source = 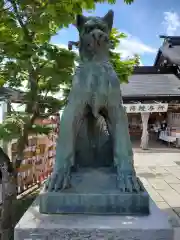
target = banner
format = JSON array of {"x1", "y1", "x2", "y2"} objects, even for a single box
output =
[{"x1": 123, "y1": 103, "x2": 168, "y2": 113}]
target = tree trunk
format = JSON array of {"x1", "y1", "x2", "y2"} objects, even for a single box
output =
[
  {"x1": 0, "y1": 148, "x2": 16, "y2": 240},
  {"x1": 0, "y1": 163, "x2": 16, "y2": 240}
]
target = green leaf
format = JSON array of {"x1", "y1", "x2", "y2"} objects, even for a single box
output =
[{"x1": 124, "y1": 0, "x2": 134, "y2": 4}]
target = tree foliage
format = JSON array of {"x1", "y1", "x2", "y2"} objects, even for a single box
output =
[{"x1": 109, "y1": 28, "x2": 139, "y2": 83}]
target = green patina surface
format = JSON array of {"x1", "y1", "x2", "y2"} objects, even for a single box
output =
[{"x1": 47, "y1": 10, "x2": 141, "y2": 194}]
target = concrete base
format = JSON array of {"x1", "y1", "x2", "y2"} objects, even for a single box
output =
[{"x1": 14, "y1": 197, "x2": 173, "y2": 240}]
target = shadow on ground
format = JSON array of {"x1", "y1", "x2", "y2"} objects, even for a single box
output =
[{"x1": 14, "y1": 189, "x2": 40, "y2": 227}]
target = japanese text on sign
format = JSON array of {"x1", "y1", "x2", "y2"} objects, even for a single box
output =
[{"x1": 123, "y1": 103, "x2": 168, "y2": 113}]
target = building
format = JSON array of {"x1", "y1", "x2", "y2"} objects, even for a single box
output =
[{"x1": 122, "y1": 36, "x2": 180, "y2": 149}]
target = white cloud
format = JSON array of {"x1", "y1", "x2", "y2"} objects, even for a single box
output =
[
  {"x1": 163, "y1": 11, "x2": 180, "y2": 35},
  {"x1": 55, "y1": 43, "x2": 68, "y2": 49},
  {"x1": 115, "y1": 33, "x2": 156, "y2": 64}
]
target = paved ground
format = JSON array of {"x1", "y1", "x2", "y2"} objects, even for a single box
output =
[{"x1": 133, "y1": 150, "x2": 180, "y2": 239}]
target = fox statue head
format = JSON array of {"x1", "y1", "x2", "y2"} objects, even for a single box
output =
[{"x1": 75, "y1": 10, "x2": 114, "y2": 61}]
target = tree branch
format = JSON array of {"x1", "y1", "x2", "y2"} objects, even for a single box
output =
[
  {"x1": 0, "y1": 147, "x2": 14, "y2": 176},
  {"x1": 9, "y1": 0, "x2": 30, "y2": 39},
  {"x1": 36, "y1": 61, "x2": 49, "y2": 81},
  {"x1": 42, "y1": 90, "x2": 49, "y2": 101}
]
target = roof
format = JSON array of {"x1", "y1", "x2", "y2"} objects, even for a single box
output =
[
  {"x1": 154, "y1": 36, "x2": 180, "y2": 66},
  {"x1": 0, "y1": 87, "x2": 24, "y2": 102},
  {"x1": 121, "y1": 73, "x2": 180, "y2": 99},
  {"x1": 160, "y1": 44, "x2": 180, "y2": 66},
  {"x1": 133, "y1": 66, "x2": 177, "y2": 74}
]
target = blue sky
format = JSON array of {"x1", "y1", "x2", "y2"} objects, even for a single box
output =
[{"x1": 51, "y1": 0, "x2": 180, "y2": 66}]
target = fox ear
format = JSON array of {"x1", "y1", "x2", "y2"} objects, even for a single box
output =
[
  {"x1": 76, "y1": 14, "x2": 87, "y2": 30},
  {"x1": 102, "y1": 10, "x2": 114, "y2": 30}
]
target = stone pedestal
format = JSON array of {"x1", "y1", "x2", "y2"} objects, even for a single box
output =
[
  {"x1": 14, "y1": 197, "x2": 173, "y2": 240},
  {"x1": 39, "y1": 168, "x2": 149, "y2": 215}
]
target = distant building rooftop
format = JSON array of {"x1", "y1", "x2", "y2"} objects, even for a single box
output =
[
  {"x1": 0, "y1": 87, "x2": 24, "y2": 102},
  {"x1": 122, "y1": 66, "x2": 180, "y2": 101},
  {"x1": 154, "y1": 35, "x2": 180, "y2": 66}
]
